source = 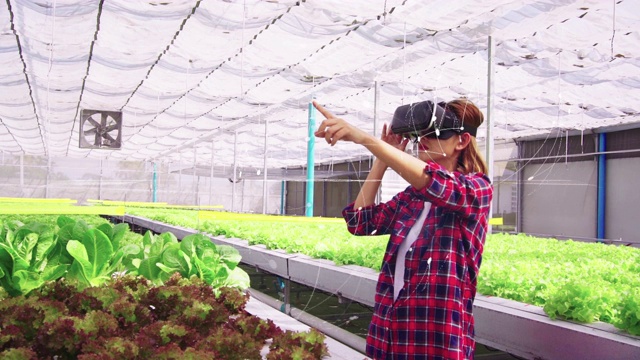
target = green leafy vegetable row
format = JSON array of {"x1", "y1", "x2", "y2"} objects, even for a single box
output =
[
  {"x1": 0, "y1": 215, "x2": 249, "y2": 299},
  {"x1": 123, "y1": 208, "x2": 640, "y2": 336},
  {"x1": 480, "y1": 233, "x2": 640, "y2": 335}
]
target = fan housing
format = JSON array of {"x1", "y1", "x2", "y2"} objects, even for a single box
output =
[{"x1": 79, "y1": 109, "x2": 122, "y2": 149}]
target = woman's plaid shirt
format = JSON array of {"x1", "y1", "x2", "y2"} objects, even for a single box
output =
[{"x1": 342, "y1": 162, "x2": 493, "y2": 360}]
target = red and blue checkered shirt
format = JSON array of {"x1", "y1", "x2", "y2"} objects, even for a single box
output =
[{"x1": 342, "y1": 161, "x2": 493, "y2": 360}]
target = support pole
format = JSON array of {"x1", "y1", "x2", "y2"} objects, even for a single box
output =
[
  {"x1": 277, "y1": 277, "x2": 291, "y2": 315},
  {"x1": 191, "y1": 143, "x2": 200, "y2": 206},
  {"x1": 152, "y1": 162, "x2": 157, "y2": 202},
  {"x1": 232, "y1": 130, "x2": 238, "y2": 212},
  {"x1": 373, "y1": 81, "x2": 379, "y2": 137},
  {"x1": 179, "y1": 152, "x2": 182, "y2": 188},
  {"x1": 263, "y1": 117, "x2": 268, "y2": 214},
  {"x1": 486, "y1": 35, "x2": 495, "y2": 232},
  {"x1": 597, "y1": 132, "x2": 606, "y2": 240},
  {"x1": 280, "y1": 180, "x2": 285, "y2": 215},
  {"x1": 98, "y1": 160, "x2": 103, "y2": 200},
  {"x1": 374, "y1": 81, "x2": 381, "y2": 204},
  {"x1": 45, "y1": 156, "x2": 51, "y2": 198},
  {"x1": 20, "y1": 153, "x2": 24, "y2": 196},
  {"x1": 193, "y1": 147, "x2": 198, "y2": 205},
  {"x1": 305, "y1": 99, "x2": 316, "y2": 217},
  {"x1": 210, "y1": 139, "x2": 215, "y2": 205}
]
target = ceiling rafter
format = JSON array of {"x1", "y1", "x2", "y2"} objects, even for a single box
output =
[
  {"x1": 128, "y1": 1, "x2": 415, "y2": 163},
  {"x1": 0, "y1": 0, "x2": 638, "y2": 170},
  {"x1": 118, "y1": 0, "x2": 204, "y2": 111},
  {"x1": 121, "y1": 1, "x2": 305, "y2": 144},
  {"x1": 5, "y1": 0, "x2": 45, "y2": 155},
  {"x1": 65, "y1": 0, "x2": 105, "y2": 157}
]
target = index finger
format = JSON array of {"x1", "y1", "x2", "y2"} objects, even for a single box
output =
[{"x1": 312, "y1": 100, "x2": 334, "y2": 120}]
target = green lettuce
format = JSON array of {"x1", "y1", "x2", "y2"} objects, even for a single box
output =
[{"x1": 0, "y1": 221, "x2": 68, "y2": 296}]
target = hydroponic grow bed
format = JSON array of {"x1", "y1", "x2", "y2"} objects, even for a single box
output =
[{"x1": 118, "y1": 212, "x2": 640, "y2": 360}]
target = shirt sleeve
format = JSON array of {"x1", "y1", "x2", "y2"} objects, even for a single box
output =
[
  {"x1": 341, "y1": 191, "x2": 406, "y2": 236},
  {"x1": 410, "y1": 161, "x2": 493, "y2": 220}
]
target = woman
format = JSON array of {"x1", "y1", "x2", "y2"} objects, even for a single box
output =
[{"x1": 313, "y1": 99, "x2": 493, "y2": 360}]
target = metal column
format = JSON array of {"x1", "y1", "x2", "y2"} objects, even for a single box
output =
[
  {"x1": 486, "y1": 35, "x2": 495, "y2": 231},
  {"x1": 263, "y1": 117, "x2": 268, "y2": 214},
  {"x1": 193, "y1": 147, "x2": 198, "y2": 205},
  {"x1": 597, "y1": 132, "x2": 606, "y2": 240},
  {"x1": 305, "y1": 100, "x2": 316, "y2": 217},
  {"x1": 210, "y1": 139, "x2": 215, "y2": 206},
  {"x1": 232, "y1": 130, "x2": 238, "y2": 212},
  {"x1": 19, "y1": 153, "x2": 24, "y2": 196},
  {"x1": 152, "y1": 162, "x2": 157, "y2": 202}
]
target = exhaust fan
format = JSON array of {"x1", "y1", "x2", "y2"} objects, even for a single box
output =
[{"x1": 79, "y1": 109, "x2": 122, "y2": 149}]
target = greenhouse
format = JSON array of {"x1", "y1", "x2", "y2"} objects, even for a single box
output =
[{"x1": 0, "y1": 0, "x2": 639, "y2": 359}]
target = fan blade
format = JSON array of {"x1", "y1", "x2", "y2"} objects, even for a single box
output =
[
  {"x1": 101, "y1": 113, "x2": 108, "y2": 127},
  {"x1": 83, "y1": 127, "x2": 97, "y2": 135},
  {"x1": 87, "y1": 115, "x2": 101, "y2": 128},
  {"x1": 103, "y1": 123, "x2": 120, "y2": 132},
  {"x1": 103, "y1": 132, "x2": 117, "y2": 143}
]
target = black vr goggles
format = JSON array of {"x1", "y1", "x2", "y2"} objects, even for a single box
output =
[{"x1": 390, "y1": 100, "x2": 477, "y2": 140}]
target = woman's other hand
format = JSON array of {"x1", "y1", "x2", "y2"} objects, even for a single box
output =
[
  {"x1": 313, "y1": 101, "x2": 369, "y2": 146},
  {"x1": 381, "y1": 123, "x2": 409, "y2": 152}
]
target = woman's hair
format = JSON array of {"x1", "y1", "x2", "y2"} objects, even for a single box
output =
[{"x1": 447, "y1": 99, "x2": 489, "y2": 175}]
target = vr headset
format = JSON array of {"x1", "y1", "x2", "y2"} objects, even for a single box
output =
[{"x1": 390, "y1": 100, "x2": 476, "y2": 140}]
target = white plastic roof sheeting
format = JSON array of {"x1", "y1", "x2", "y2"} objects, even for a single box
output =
[{"x1": 0, "y1": 0, "x2": 639, "y2": 170}]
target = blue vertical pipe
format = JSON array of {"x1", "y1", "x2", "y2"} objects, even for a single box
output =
[
  {"x1": 152, "y1": 162, "x2": 158, "y2": 202},
  {"x1": 597, "y1": 133, "x2": 606, "y2": 240},
  {"x1": 305, "y1": 100, "x2": 316, "y2": 217}
]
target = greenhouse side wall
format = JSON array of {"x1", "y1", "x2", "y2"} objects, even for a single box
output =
[
  {"x1": 518, "y1": 134, "x2": 595, "y2": 239},
  {"x1": 605, "y1": 157, "x2": 640, "y2": 243},
  {"x1": 604, "y1": 128, "x2": 640, "y2": 243},
  {"x1": 285, "y1": 161, "x2": 364, "y2": 217},
  {"x1": 285, "y1": 180, "x2": 305, "y2": 216},
  {"x1": 0, "y1": 154, "x2": 48, "y2": 198},
  {"x1": 517, "y1": 128, "x2": 640, "y2": 244},
  {"x1": 521, "y1": 160, "x2": 598, "y2": 238},
  {"x1": 0, "y1": 154, "x2": 283, "y2": 213}
]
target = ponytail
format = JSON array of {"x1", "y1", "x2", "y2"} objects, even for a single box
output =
[{"x1": 447, "y1": 99, "x2": 489, "y2": 175}]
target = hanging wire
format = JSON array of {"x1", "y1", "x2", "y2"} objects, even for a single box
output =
[
  {"x1": 383, "y1": 0, "x2": 388, "y2": 24},
  {"x1": 240, "y1": 0, "x2": 246, "y2": 96},
  {"x1": 610, "y1": 0, "x2": 616, "y2": 60},
  {"x1": 156, "y1": 90, "x2": 160, "y2": 160},
  {"x1": 45, "y1": 0, "x2": 58, "y2": 157},
  {"x1": 522, "y1": 35, "x2": 567, "y2": 196},
  {"x1": 565, "y1": 129, "x2": 569, "y2": 165},
  {"x1": 185, "y1": 60, "x2": 189, "y2": 124},
  {"x1": 402, "y1": 22, "x2": 406, "y2": 104}
]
